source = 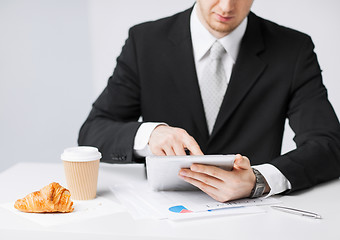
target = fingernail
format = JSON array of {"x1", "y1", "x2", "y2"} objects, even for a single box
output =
[{"x1": 179, "y1": 170, "x2": 187, "y2": 176}]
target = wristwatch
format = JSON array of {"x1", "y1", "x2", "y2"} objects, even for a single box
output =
[{"x1": 249, "y1": 168, "x2": 266, "y2": 198}]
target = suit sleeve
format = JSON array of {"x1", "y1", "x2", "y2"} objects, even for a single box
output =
[
  {"x1": 270, "y1": 36, "x2": 340, "y2": 192},
  {"x1": 78, "y1": 27, "x2": 143, "y2": 163}
]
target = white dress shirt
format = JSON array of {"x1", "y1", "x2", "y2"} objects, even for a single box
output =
[{"x1": 133, "y1": 5, "x2": 291, "y2": 197}]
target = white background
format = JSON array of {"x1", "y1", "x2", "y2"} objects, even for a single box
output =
[{"x1": 1, "y1": 0, "x2": 339, "y2": 172}]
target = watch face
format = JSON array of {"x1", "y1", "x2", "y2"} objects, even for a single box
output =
[{"x1": 254, "y1": 186, "x2": 265, "y2": 197}]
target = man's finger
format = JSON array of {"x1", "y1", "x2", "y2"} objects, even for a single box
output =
[
  {"x1": 172, "y1": 143, "x2": 187, "y2": 156},
  {"x1": 179, "y1": 172, "x2": 220, "y2": 194},
  {"x1": 162, "y1": 145, "x2": 176, "y2": 156},
  {"x1": 151, "y1": 147, "x2": 166, "y2": 156},
  {"x1": 179, "y1": 168, "x2": 223, "y2": 189},
  {"x1": 190, "y1": 164, "x2": 227, "y2": 181},
  {"x1": 183, "y1": 137, "x2": 203, "y2": 155},
  {"x1": 179, "y1": 174, "x2": 230, "y2": 202}
]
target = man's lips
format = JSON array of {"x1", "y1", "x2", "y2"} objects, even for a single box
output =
[{"x1": 214, "y1": 13, "x2": 234, "y2": 22}]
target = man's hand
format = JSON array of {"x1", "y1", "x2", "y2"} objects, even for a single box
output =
[
  {"x1": 179, "y1": 154, "x2": 261, "y2": 202},
  {"x1": 148, "y1": 125, "x2": 203, "y2": 156}
]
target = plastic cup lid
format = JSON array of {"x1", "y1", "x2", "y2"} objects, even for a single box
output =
[{"x1": 61, "y1": 146, "x2": 102, "y2": 162}]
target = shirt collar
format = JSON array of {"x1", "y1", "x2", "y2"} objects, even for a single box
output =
[{"x1": 190, "y1": 4, "x2": 248, "y2": 63}]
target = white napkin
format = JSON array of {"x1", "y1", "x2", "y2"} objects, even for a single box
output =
[{"x1": 1, "y1": 197, "x2": 124, "y2": 226}]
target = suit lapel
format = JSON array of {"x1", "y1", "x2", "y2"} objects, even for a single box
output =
[
  {"x1": 210, "y1": 13, "x2": 267, "y2": 141},
  {"x1": 164, "y1": 8, "x2": 209, "y2": 141}
]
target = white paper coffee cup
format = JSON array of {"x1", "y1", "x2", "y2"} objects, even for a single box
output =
[{"x1": 61, "y1": 146, "x2": 102, "y2": 200}]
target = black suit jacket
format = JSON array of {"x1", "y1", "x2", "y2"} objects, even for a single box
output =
[{"x1": 78, "y1": 8, "x2": 340, "y2": 193}]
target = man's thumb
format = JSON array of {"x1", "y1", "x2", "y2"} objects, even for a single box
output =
[{"x1": 233, "y1": 154, "x2": 251, "y2": 170}]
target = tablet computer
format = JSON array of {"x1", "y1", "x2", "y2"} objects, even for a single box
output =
[{"x1": 146, "y1": 155, "x2": 235, "y2": 191}]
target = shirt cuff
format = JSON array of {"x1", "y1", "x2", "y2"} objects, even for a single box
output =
[
  {"x1": 133, "y1": 122, "x2": 167, "y2": 157},
  {"x1": 252, "y1": 163, "x2": 292, "y2": 198}
]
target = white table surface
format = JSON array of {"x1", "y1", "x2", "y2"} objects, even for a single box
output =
[{"x1": 0, "y1": 162, "x2": 339, "y2": 240}]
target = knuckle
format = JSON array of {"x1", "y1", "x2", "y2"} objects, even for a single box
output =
[
  {"x1": 186, "y1": 138, "x2": 200, "y2": 151},
  {"x1": 179, "y1": 128, "x2": 188, "y2": 134},
  {"x1": 198, "y1": 183, "x2": 207, "y2": 192},
  {"x1": 200, "y1": 165, "x2": 211, "y2": 175},
  {"x1": 201, "y1": 177, "x2": 210, "y2": 185},
  {"x1": 177, "y1": 128, "x2": 188, "y2": 137},
  {"x1": 243, "y1": 156, "x2": 250, "y2": 163},
  {"x1": 157, "y1": 138, "x2": 167, "y2": 146},
  {"x1": 210, "y1": 168, "x2": 218, "y2": 177},
  {"x1": 186, "y1": 135, "x2": 196, "y2": 143},
  {"x1": 192, "y1": 164, "x2": 202, "y2": 172},
  {"x1": 166, "y1": 134, "x2": 176, "y2": 143},
  {"x1": 184, "y1": 170, "x2": 193, "y2": 178}
]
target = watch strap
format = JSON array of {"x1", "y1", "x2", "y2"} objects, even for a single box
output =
[{"x1": 249, "y1": 168, "x2": 266, "y2": 198}]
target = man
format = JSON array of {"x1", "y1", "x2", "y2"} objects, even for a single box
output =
[{"x1": 78, "y1": 0, "x2": 340, "y2": 202}]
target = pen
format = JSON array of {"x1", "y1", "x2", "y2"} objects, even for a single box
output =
[{"x1": 271, "y1": 206, "x2": 322, "y2": 219}]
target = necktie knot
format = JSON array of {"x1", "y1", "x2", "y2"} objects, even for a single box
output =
[{"x1": 209, "y1": 41, "x2": 226, "y2": 60}]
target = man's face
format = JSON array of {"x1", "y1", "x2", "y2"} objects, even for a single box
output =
[{"x1": 196, "y1": 0, "x2": 254, "y2": 38}]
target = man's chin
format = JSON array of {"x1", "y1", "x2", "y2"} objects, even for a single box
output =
[{"x1": 210, "y1": 25, "x2": 233, "y2": 36}]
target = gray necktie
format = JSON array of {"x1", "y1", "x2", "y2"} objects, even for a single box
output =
[{"x1": 200, "y1": 41, "x2": 227, "y2": 134}]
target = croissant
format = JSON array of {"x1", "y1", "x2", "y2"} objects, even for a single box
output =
[{"x1": 14, "y1": 182, "x2": 74, "y2": 213}]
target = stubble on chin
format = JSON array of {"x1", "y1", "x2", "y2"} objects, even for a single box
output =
[{"x1": 208, "y1": 20, "x2": 234, "y2": 36}]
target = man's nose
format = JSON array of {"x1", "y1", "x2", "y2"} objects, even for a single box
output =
[{"x1": 218, "y1": 0, "x2": 235, "y2": 13}]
